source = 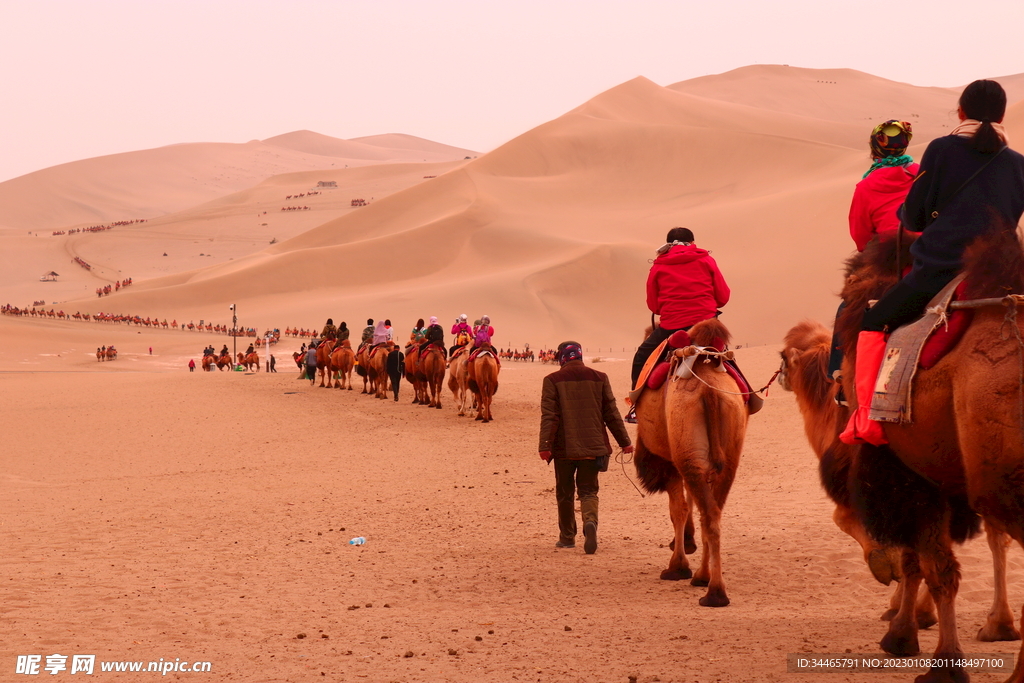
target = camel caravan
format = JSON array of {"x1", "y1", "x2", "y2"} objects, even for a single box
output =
[
  {"x1": 293, "y1": 317, "x2": 502, "y2": 422},
  {"x1": 95, "y1": 345, "x2": 117, "y2": 361}
]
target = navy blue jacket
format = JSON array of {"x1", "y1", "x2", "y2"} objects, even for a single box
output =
[{"x1": 903, "y1": 135, "x2": 1024, "y2": 292}]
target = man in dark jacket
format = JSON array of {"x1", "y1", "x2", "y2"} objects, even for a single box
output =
[
  {"x1": 539, "y1": 341, "x2": 633, "y2": 554},
  {"x1": 386, "y1": 344, "x2": 405, "y2": 402}
]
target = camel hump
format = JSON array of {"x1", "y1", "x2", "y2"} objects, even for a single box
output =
[{"x1": 689, "y1": 318, "x2": 731, "y2": 350}]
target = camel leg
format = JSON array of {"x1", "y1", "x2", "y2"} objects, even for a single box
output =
[
  {"x1": 880, "y1": 549, "x2": 923, "y2": 656},
  {"x1": 915, "y1": 537, "x2": 967, "y2": 683},
  {"x1": 978, "y1": 523, "x2": 1020, "y2": 642},
  {"x1": 833, "y1": 504, "x2": 900, "y2": 586},
  {"x1": 660, "y1": 477, "x2": 692, "y2": 581},
  {"x1": 686, "y1": 478, "x2": 728, "y2": 607},
  {"x1": 434, "y1": 379, "x2": 443, "y2": 409}
]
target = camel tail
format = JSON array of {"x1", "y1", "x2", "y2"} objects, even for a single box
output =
[
  {"x1": 702, "y1": 388, "x2": 726, "y2": 475},
  {"x1": 690, "y1": 318, "x2": 731, "y2": 350}
]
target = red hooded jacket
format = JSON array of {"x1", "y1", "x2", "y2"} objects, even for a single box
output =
[
  {"x1": 645, "y1": 244, "x2": 730, "y2": 330},
  {"x1": 848, "y1": 163, "x2": 919, "y2": 252}
]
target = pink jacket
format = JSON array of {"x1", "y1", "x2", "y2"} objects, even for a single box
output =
[
  {"x1": 645, "y1": 244, "x2": 730, "y2": 330},
  {"x1": 848, "y1": 163, "x2": 919, "y2": 252}
]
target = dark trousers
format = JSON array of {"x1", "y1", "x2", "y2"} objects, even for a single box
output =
[
  {"x1": 388, "y1": 370, "x2": 403, "y2": 399},
  {"x1": 631, "y1": 325, "x2": 682, "y2": 388},
  {"x1": 553, "y1": 458, "x2": 600, "y2": 542},
  {"x1": 827, "y1": 301, "x2": 846, "y2": 379},
  {"x1": 862, "y1": 279, "x2": 945, "y2": 333}
]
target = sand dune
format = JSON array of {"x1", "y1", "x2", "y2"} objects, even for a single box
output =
[
  {"x1": 3, "y1": 66, "x2": 1022, "y2": 353},
  {"x1": 0, "y1": 133, "x2": 476, "y2": 232}
]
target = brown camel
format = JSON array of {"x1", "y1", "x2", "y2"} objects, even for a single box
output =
[
  {"x1": 404, "y1": 346, "x2": 426, "y2": 403},
  {"x1": 216, "y1": 353, "x2": 232, "y2": 371},
  {"x1": 467, "y1": 346, "x2": 499, "y2": 422},
  {"x1": 366, "y1": 345, "x2": 389, "y2": 399},
  {"x1": 315, "y1": 340, "x2": 335, "y2": 387},
  {"x1": 96, "y1": 347, "x2": 103, "y2": 362},
  {"x1": 417, "y1": 344, "x2": 446, "y2": 409},
  {"x1": 828, "y1": 228, "x2": 1024, "y2": 682},
  {"x1": 105, "y1": 347, "x2": 117, "y2": 361},
  {"x1": 780, "y1": 319, "x2": 1017, "y2": 642},
  {"x1": 202, "y1": 355, "x2": 215, "y2": 372},
  {"x1": 447, "y1": 349, "x2": 472, "y2": 416},
  {"x1": 331, "y1": 340, "x2": 355, "y2": 390},
  {"x1": 237, "y1": 351, "x2": 260, "y2": 372},
  {"x1": 633, "y1": 318, "x2": 747, "y2": 607}
]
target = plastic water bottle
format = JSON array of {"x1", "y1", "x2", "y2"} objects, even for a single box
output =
[{"x1": 349, "y1": 537, "x2": 366, "y2": 546}]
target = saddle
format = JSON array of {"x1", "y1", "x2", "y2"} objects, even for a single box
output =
[
  {"x1": 627, "y1": 330, "x2": 758, "y2": 412},
  {"x1": 469, "y1": 347, "x2": 500, "y2": 366},
  {"x1": 870, "y1": 275, "x2": 971, "y2": 424}
]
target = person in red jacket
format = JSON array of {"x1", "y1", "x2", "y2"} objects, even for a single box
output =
[
  {"x1": 848, "y1": 120, "x2": 919, "y2": 252},
  {"x1": 631, "y1": 227, "x2": 730, "y2": 388},
  {"x1": 828, "y1": 120, "x2": 918, "y2": 398}
]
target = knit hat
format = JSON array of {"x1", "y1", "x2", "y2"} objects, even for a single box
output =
[{"x1": 557, "y1": 341, "x2": 583, "y2": 366}]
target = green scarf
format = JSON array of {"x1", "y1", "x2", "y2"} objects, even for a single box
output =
[{"x1": 863, "y1": 154, "x2": 914, "y2": 179}]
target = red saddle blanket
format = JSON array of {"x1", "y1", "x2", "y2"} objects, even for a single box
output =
[
  {"x1": 918, "y1": 280, "x2": 973, "y2": 369},
  {"x1": 644, "y1": 329, "x2": 751, "y2": 404}
]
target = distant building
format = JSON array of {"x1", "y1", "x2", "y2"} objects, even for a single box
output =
[{"x1": 316, "y1": 181, "x2": 337, "y2": 188}]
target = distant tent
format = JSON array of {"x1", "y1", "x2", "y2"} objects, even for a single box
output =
[{"x1": 40, "y1": 271, "x2": 59, "y2": 281}]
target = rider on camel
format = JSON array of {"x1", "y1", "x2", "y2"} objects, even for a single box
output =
[
  {"x1": 372, "y1": 320, "x2": 390, "y2": 347},
  {"x1": 421, "y1": 316, "x2": 446, "y2": 357},
  {"x1": 469, "y1": 315, "x2": 495, "y2": 361},
  {"x1": 450, "y1": 314, "x2": 473, "y2": 357},
  {"x1": 829, "y1": 119, "x2": 919, "y2": 401},
  {"x1": 221, "y1": 345, "x2": 229, "y2": 357},
  {"x1": 361, "y1": 318, "x2": 375, "y2": 346},
  {"x1": 631, "y1": 227, "x2": 730, "y2": 389},
  {"x1": 841, "y1": 80, "x2": 1024, "y2": 446},
  {"x1": 246, "y1": 343, "x2": 255, "y2": 355},
  {"x1": 337, "y1": 322, "x2": 350, "y2": 343},
  {"x1": 321, "y1": 318, "x2": 337, "y2": 340},
  {"x1": 409, "y1": 319, "x2": 427, "y2": 348}
]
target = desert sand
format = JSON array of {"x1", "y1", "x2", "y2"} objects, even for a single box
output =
[{"x1": 3, "y1": 65, "x2": 1024, "y2": 682}]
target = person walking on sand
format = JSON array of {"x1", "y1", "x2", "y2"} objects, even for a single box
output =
[
  {"x1": 539, "y1": 341, "x2": 633, "y2": 554},
  {"x1": 269, "y1": 354, "x2": 277, "y2": 373},
  {"x1": 386, "y1": 343, "x2": 405, "y2": 402},
  {"x1": 305, "y1": 342, "x2": 318, "y2": 385},
  {"x1": 188, "y1": 358, "x2": 195, "y2": 372}
]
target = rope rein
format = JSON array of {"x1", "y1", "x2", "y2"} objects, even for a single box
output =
[
  {"x1": 614, "y1": 447, "x2": 646, "y2": 498},
  {"x1": 670, "y1": 348, "x2": 782, "y2": 398}
]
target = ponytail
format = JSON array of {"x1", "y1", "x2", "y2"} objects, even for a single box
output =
[
  {"x1": 972, "y1": 121, "x2": 1003, "y2": 154},
  {"x1": 959, "y1": 80, "x2": 1007, "y2": 154}
]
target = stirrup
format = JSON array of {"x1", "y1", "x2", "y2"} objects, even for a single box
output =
[{"x1": 624, "y1": 406, "x2": 638, "y2": 424}]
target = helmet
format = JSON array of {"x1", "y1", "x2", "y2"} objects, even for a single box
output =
[{"x1": 459, "y1": 314, "x2": 468, "y2": 321}]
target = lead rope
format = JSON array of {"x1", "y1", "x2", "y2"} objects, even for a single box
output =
[
  {"x1": 679, "y1": 354, "x2": 782, "y2": 397},
  {"x1": 614, "y1": 447, "x2": 646, "y2": 498},
  {"x1": 999, "y1": 297, "x2": 1024, "y2": 430}
]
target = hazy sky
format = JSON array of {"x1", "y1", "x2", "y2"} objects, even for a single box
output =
[{"x1": 1, "y1": 0, "x2": 1021, "y2": 182}]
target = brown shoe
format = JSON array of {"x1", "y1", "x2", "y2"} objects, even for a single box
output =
[
  {"x1": 583, "y1": 522, "x2": 598, "y2": 554},
  {"x1": 555, "y1": 540, "x2": 575, "y2": 549}
]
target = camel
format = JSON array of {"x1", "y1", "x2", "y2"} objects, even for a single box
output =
[
  {"x1": 96, "y1": 347, "x2": 103, "y2": 362},
  {"x1": 467, "y1": 346, "x2": 499, "y2": 422},
  {"x1": 355, "y1": 344, "x2": 372, "y2": 393},
  {"x1": 417, "y1": 344, "x2": 446, "y2": 409},
  {"x1": 404, "y1": 346, "x2": 429, "y2": 404},
  {"x1": 780, "y1": 319, "x2": 1018, "y2": 641},
  {"x1": 447, "y1": 348, "x2": 472, "y2": 416},
  {"x1": 330, "y1": 340, "x2": 355, "y2": 390},
  {"x1": 236, "y1": 351, "x2": 260, "y2": 372},
  {"x1": 105, "y1": 346, "x2": 117, "y2": 361},
  {"x1": 824, "y1": 228, "x2": 1024, "y2": 682},
  {"x1": 201, "y1": 355, "x2": 215, "y2": 372},
  {"x1": 216, "y1": 353, "x2": 232, "y2": 371},
  {"x1": 315, "y1": 340, "x2": 336, "y2": 387},
  {"x1": 366, "y1": 345, "x2": 390, "y2": 399},
  {"x1": 633, "y1": 318, "x2": 747, "y2": 607}
]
